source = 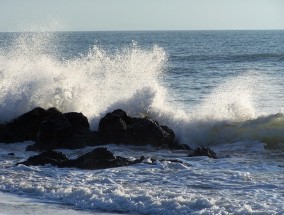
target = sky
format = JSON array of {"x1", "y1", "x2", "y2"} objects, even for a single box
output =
[{"x1": 0, "y1": 0, "x2": 284, "y2": 32}]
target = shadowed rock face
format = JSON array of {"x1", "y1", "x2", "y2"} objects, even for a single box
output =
[
  {"x1": 17, "y1": 146, "x2": 218, "y2": 170},
  {"x1": 17, "y1": 150, "x2": 69, "y2": 167},
  {"x1": 0, "y1": 107, "x2": 50, "y2": 143},
  {"x1": 17, "y1": 147, "x2": 144, "y2": 170},
  {"x1": 32, "y1": 111, "x2": 100, "y2": 151},
  {"x1": 98, "y1": 109, "x2": 177, "y2": 147},
  {"x1": 0, "y1": 107, "x2": 193, "y2": 151},
  {"x1": 188, "y1": 146, "x2": 218, "y2": 159}
]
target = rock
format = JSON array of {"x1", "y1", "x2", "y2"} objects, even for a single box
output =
[
  {"x1": 17, "y1": 150, "x2": 69, "y2": 166},
  {"x1": 63, "y1": 147, "x2": 120, "y2": 169},
  {"x1": 98, "y1": 110, "x2": 128, "y2": 143},
  {"x1": 168, "y1": 142, "x2": 192, "y2": 150},
  {"x1": 34, "y1": 117, "x2": 73, "y2": 150},
  {"x1": 0, "y1": 107, "x2": 50, "y2": 143},
  {"x1": 188, "y1": 146, "x2": 217, "y2": 159},
  {"x1": 64, "y1": 147, "x2": 144, "y2": 170},
  {"x1": 18, "y1": 147, "x2": 144, "y2": 170},
  {"x1": 0, "y1": 107, "x2": 69, "y2": 143},
  {"x1": 26, "y1": 109, "x2": 100, "y2": 151},
  {"x1": 98, "y1": 109, "x2": 176, "y2": 147},
  {"x1": 63, "y1": 112, "x2": 90, "y2": 131},
  {"x1": 1, "y1": 107, "x2": 185, "y2": 151},
  {"x1": 126, "y1": 117, "x2": 171, "y2": 146}
]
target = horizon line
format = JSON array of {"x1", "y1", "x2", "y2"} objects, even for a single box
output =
[{"x1": 0, "y1": 29, "x2": 284, "y2": 33}]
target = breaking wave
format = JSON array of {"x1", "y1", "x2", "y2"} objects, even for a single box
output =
[{"x1": 0, "y1": 32, "x2": 283, "y2": 149}]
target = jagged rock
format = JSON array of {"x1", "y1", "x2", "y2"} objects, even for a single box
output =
[
  {"x1": 1, "y1": 107, "x2": 185, "y2": 151},
  {"x1": 98, "y1": 110, "x2": 128, "y2": 143},
  {"x1": 168, "y1": 142, "x2": 192, "y2": 150},
  {"x1": 0, "y1": 107, "x2": 50, "y2": 143},
  {"x1": 98, "y1": 109, "x2": 176, "y2": 147},
  {"x1": 63, "y1": 112, "x2": 89, "y2": 131},
  {"x1": 34, "y1": 117, "x2": 73, "y2": 150},
  {"x1": 17, "y1": 150, "x2": 69, "y2": 166},
  {"x1": 18, "y1": 147, "x2": 144, "y2": 170},
  {"x1": 63, "y1": 147, "x2": 143, "y2": 169},
  {"x1": 188, "y1": 146, "x2": 217, "y2": 159},
  {"x1": 25, "y1": 108, "x2": 100, "y2": 151}
]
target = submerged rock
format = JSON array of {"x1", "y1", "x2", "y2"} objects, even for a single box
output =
[
  {"x1": 18, "y1": 147, "x2": 144, "y2": 170},
  {"x1": 17, "y1": 150, "x2": 69, "y2": 166},
  {"x1": 63, "y1": 147, "x2": 143, "y2": 170},
  {"x1": 188, "y1": 146, "x2": 217, "y2": 159}
]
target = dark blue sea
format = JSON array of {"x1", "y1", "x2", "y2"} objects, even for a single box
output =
[{"x1": 0, "y1": 31, "x2": 283, "y2": 214}]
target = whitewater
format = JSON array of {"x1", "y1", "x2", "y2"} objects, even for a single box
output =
[{"x1": 0, "y1": 31, "x2": 283, "y2": 214}]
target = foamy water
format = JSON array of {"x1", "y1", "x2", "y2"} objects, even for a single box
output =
[{"x1": 0, "y1": 31, "x2": 283, "y2": 214}]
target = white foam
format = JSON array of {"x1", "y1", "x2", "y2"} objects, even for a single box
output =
[
  {"x1": 0, "y1": 33, "x2": 166, "y2": 125},
  {"x1": 0, "y1": 143, "x2": 283, "y2": 214},
  {"x1": 1, "y1": 33, "x2": 283, "y2": 149}
]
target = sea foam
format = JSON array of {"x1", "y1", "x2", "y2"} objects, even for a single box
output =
[{"x1": 0, "y1": 32, "x2": 283, "y2": 149}]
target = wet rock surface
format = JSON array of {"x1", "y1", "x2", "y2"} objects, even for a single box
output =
[
  {"x1": 1, "y1": 107, "x2": 218, "y2": 167},
  {"x1": 17, "y1": 147, "x2": 144, "y2": 170},
  {"x1": 17, "y1": 145, "x2": 217, "y2": 170},
  {"x1": 188, "y1": 146, "x2": 218, "y2": 159},
  {"x1": 1, "y1": 107, "x2": 189, "y2": 151}
]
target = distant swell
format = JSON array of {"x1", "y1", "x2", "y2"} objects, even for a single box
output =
[{"x1": 171, "y1": 53, "x2": 284, "y2": 63}]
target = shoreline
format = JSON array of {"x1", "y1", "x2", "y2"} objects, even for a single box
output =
[{"x1": 0, "y1": 191, "x2": 125, "y2": 215}]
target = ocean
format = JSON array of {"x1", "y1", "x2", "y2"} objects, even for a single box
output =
[{"x1": 0, "y1": 30, "x2": 283, "y2": 214}]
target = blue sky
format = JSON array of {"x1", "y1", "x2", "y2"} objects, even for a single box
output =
[{"x1": 0, "y1": 0, "x2": 284, "y2": 31}]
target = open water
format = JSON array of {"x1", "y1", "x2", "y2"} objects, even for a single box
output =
[{"x1": 0, "y1": 31, "x2": 283, "y2": 214}]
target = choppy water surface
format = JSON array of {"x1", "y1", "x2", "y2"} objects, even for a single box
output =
[{"x1": 0, "y1": 31, "x2": 284, "y2": 214}]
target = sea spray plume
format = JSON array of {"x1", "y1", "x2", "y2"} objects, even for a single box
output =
[
  {"x1": 153, "y1": 72, "x2": 280, "y2": 147},
  {"x1": 68, "y1": 43, "x2": 167, "y2": 127},
  {"x1": 0, "y1": 32, "x2": 61, "y2": 122},
  {"x1": 0, "y1": 33, "x2": 167, "y2": 125}
]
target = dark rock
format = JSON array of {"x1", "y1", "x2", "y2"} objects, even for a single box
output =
[
  {"x1": 34, "y1": 118, "x2": 73, "y2": 150},
  {"x1": 188, "y1": 146, "x2": 217, "y2": 159},
  {"x1": 63, "y1": 147, "x2": 118, "y2": 169},
  {"x1": 0, "y1": 107, "x2": 50, "y2": 143},
  {"x1": 98, "y1": 111, "x2": 127, "y2": 143},
  {"x1": 63, "y1": 112, "x2": 90, "y2": 131},
  {"x1": 8, "y1": 153, "x2": 15, "y2": 156},
  {"x1": 98, "y1": 109, "x2": 176, "y2": 147},
  {"x1": 59, "y1": 130, "x2": 102, "y2": 149},
  {"x1": 160, "y1": 125, "x2": 175, "y2": 140},
  {"x1": 168, "y1": 142, "x2": 192, "y2": 150},
  {"x1": 64, "y1": 147, "x2": 144, "y2": 170},
  {"x1": 17, "y1": 150, "x2": 69, "y2": 166},
  {"x1": 126, "y1": 117, "x2": 171, "y2": 146},
  {"x1": 1, "y1": 107, "x2": 185, "y2": 151},
  {"x1": 26, "y1": 109, "x2": 100, "y2": 151},
  {"x1": 0, "y1": 107, "x2": 70, "y2": 144},
  {"x1": 18, "y1": 147, "x2": 144, "y2": 170}
]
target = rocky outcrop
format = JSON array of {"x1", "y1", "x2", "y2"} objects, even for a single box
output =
[
  {"x1": 17, "y1": 147, "x2": 144, "y2": 170},
  {"x1": 0, "y1": 107, "x2": 101, "y2": 151},
  {"x1": 0, "y1": 107, "x2": 52, "y2": 143},
  {"x1": 17, "y1": 150, "x2": 69, "y2": 166},
  {"x1": 17, "y1": 145, "x2": 217, "y2": 170},
  {"x1": 98, "y1": 109, "x2": 178, "y2": 148},
  {"x1": 0, "y1": 107, "x2": 191, "y2": 151},
  {"x1": 28, "y1": 110, "x2": 101, "y2": 151},
  {"x1": 188, "y1": 146, "x2": 217, "y2": 159}
]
